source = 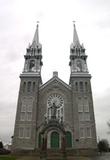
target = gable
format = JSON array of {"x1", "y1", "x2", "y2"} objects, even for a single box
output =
[{"x1": 40, "y1": 76, "x2": 71, "y2": 92}]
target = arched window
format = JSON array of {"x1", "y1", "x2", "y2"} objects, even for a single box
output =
[
  {"x1": 79, "y1": 81, "x2": 83, "y2": 92},
  {"x1": 29, "y1": 60, "x2": 35, "y2": 71},
  {"x1": 32, "y1": 82, "x2": 35, "y2": 92},
  {"x1": 75, "y1": 82, "x2": 78, "y2": 91},
  {"x1": 85, "y1": 82, "x2": 88, "y2": 92},
  {"x1": 51, "y1": 132, "x2": 59, "y2": 148},
  {"x1": 23, "y1": 82, "x2": 26, "y2": 93},
  {"x1": 27, "y1": 81, "x2": 31, "y2": 92},
  {"x1": 66, "y1": 131, "x2": 72, "y2": 148}
]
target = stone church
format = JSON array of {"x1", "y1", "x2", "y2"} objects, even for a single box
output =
[{"x1": 12, "y1": 23, "x2": 97, "y2": 156}]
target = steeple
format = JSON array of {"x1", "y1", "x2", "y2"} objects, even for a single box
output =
[
  {"x1": 22, "y1": 23, "x2": 43, "y2": 74},
  {"x1": 69, "y1": 22, "x2": 89, "y2": 79},
  {"x1": 70, "y1": 22, "x2": 84, "y2": 51},
  {"x1": 33, "y1": 23, "x2": 39, "y2": 44},
  {"x1": 31, "y1": 22, "x2": 42, "y2": 49},
  {"x1": 73, "y1": 23, "x2": 80, "y2": 47}
]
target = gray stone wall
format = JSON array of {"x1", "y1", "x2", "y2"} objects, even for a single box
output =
[
  {"x1": 12, "y1": 74, "x2": 97, "y2": 152},
  {"x1": 12, "y1": 76, "x2": 41, "y2": 151}
]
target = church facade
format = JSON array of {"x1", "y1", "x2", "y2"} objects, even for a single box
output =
[{"x1": 12, "y1": 23, "x2": 97, "y2": 155}]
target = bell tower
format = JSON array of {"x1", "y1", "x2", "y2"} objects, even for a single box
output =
[
  {"x1": 69, "y1": 23, "x2": 97, "y2": 150},
  {"x1": 12, "y1": 23, "x2": 43, "y2": 151},
  {"x1": 69, "y1": 23, "x2": 89, "y2": 81},
  {"x1": 23, "y1": 23, "x2": 43, "y2": 75}
]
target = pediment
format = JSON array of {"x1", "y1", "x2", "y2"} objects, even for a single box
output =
[{"x1": 40, "y1": 76, "x2": 71, "y2": 91}]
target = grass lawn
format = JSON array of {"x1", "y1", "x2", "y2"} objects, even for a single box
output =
[
  {"x1": 0, "y1": 155, "x2": 16, "y2": 160},
  {"x1": 0, "y1": 155, "x2": 95, "y2": 160}
]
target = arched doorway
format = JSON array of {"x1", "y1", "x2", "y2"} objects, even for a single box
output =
[
  {"x1": 51, "y1": 131, "x2": 59, "y2": 148},
  {"x1": 66, "y1": 131, "x2": 72, "y2": 148}
]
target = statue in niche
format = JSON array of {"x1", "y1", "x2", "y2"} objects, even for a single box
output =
[
  {"x1": 76, "y1": 60, "x2": 82, "y2": 72},
  {"x1": 29, "y1": 60, "x2": 36, "y2": 72},
  {"x1": 50, "y1": 102, "x2": 60, "y2": 119}
]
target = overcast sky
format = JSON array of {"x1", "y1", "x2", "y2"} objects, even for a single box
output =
[{"x1": 0, "y1": 0, "x2": 110, "y2": 144}]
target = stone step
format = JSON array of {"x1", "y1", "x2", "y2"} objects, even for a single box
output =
[{"x1": 46, "y1": 158, "x2": 65, "y2": 160}]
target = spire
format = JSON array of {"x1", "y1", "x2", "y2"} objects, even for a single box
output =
[
  {"x1": 23, "y1": 22, "x2": 43, "y2": 74},
  {"x1": 32, "y1": 22, "x2": 39, "y2": 44},
  {"x1": 31, "y1": 21, "x2": 42, "y2": 48},
  {"x1": 73, "y1": 22, "x2": 80, "y2": 47},
  {"x1": 69, "y1": 22, "x2": 88, "y2": 78}
]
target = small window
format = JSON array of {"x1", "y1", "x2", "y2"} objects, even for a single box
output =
[
  {"x1": 25, "y1": 127, "x2": 31, "y2": 138},
  {"x1": 84, "y1": 105, "x2": 89, "y2": 113},
  {"x1": 19, "y1": 127, "x2": 24, "y2": 138},
  {"x1": 33, "y1": 82, "x2": 35, "y2": 92},
  {"x1": 79, "y1": 113, "x2": 84, "y2": 121},
  {"x1": 86, "y1": 127, "x2": 91, "y2": 138},
  {"x1": 27, "y1": 104, "x2": 32, "y2": 112},
  {"x1": 79, "y1": 81, "x2": 83, "y2": 92},
  {"x1": 85, "y1": 113, "x2": 90, "y2": 121},
  {"x1": 29, "y1": 60, "x2": 35, "y2": 71},
  {"x1": 27, "y1": 81, "x2": 31, "y2": 92},
  {"x1": 78, "y1": 97, "x2": 83, "y2": 112},
  {"x1": 80, "y1": 128, "x2": 85, "y2": 138},
  {"x1": 78, "y1": 105, "x2": 83, "y2": 112},
  {"x1": 75, "y1": 82, "x2": 78, "y2": 91},
  {"x1": 23, "y1": 82, "x2": 26, "y2": 92},
  {"x1": 84, "y1": 97, "x2": 89, "y2": 112},
  {"x1": 85, "y1": 82, "x2": 88, "y2": 92},
  {"x1": 26, "y1": 112, "x2": 32, "y2": 121},
  {"x1": 20, "y1": 112, "x2": 25, "y2": 121},
  {"x1": 21, "y1": 103, "x2": 26, "y2": 112}
]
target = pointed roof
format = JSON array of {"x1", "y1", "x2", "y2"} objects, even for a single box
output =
[
  {"x1": 31, "y1": 22, "x2": 42, "y2": 48},
  {"x1": 32, "y1": 23, "x2": 39, "y2": 44},
  {"x1": 73, "y1": 23, "x2": 80, "y2": 47}
]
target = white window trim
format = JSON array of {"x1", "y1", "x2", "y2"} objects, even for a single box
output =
[
  {"x1": 84, "y1": 113, "x2": 90, "y2": 121},
  {"x1": 25, "y1": 127, "x2": 31, "y2": 139},
  {"x1": 18, "y1": 127, "x2": 24, "y2": 138},
  {"x1": 86, "y1": 127, "x2": 92, "y2": 138},
  {"x1": 79, "y1": 127, "x2": 85, "y2": 138},
  {"x1": 20, "y1": 112, "x2": 26, "y2": 121},
  {"x1": 26, "y1": 112, "x2": 32, "y2": 121}
]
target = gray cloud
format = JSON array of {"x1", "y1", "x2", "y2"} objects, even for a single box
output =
[
  {"x1": 0, "y1": 101, "x2": 16, "y2": 143},
  {"x1": 0, "y1": 0, "x2": 110, "y2": 145},
  {"x1": 94, "y1": 88, "x2": 110, "y2": 141},
  {"x1": 96, "y1": 13, "x2": 110, "y2": 29}
]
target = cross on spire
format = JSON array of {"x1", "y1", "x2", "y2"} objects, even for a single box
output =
[{"x1": 73, "y1": 20, "x2": 76, "y2": 25}]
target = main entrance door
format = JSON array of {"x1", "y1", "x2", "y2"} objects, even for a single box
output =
[
  {"x1": 51, "y1": 131, "x2": 59, "y2": 148},
  {"x1": 66, "y1": 131, "x2": 72, "y2": 148}
]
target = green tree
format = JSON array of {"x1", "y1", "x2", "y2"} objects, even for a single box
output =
[
  {"x1": 98, "y1": 139, "x2": 109, "y2": 153},
  {"x1": 0, "y1": 140, "x2": 3, "y2": 149}
]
